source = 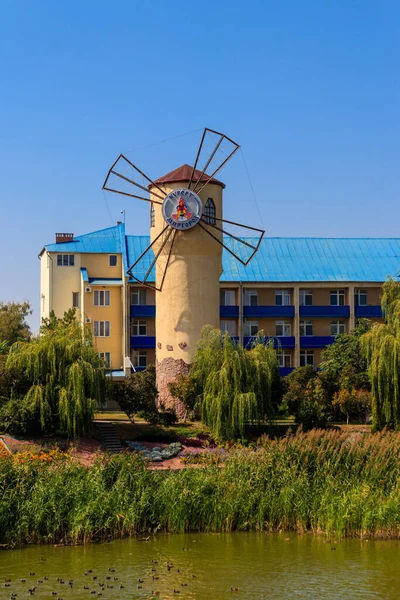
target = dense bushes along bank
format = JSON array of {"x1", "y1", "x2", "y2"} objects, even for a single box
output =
[{"x1": 1, "y1": 429, "x2": 400, "y2": 545}]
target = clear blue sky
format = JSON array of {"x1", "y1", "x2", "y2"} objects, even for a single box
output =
[{"x1": 1, "y1": 0, "x2": 399, "y2": 330}]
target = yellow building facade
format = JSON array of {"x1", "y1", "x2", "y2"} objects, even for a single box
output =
[{"x1": 39, "y1": 167, "x2": 400, "y2": 409}]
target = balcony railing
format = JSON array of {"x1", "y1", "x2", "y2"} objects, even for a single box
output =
[
  {"x1": 280, "y1": 367, "x2": 294, "y2": 377},
  {"x1": 244, "y1": 306, "x2": 295, "y2": 318},
  {"x1": 130, "y1": 336, "x2": 156, "y2": 349},
  {"x1": 220, "y1": 306, "x2": 239, "y2": 318},
  {"x1": 355, "y1": 306, "x2": 382, "y2": 318},
  {"x1": 299, "y1": 306, "x2": 350, "y2": 318},
  {"x1": 244, "y1": 336, "x2": 295, "y2": 349},
  {"x1": 300, "y1": 336, "x2": 335, "y2": 348},
  {"x1": 130, "y1": 305, "x2": 156, "y2": 318}
]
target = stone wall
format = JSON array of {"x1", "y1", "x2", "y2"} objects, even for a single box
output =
[{"x1": 156, "y1": 357, "x2": 190, "y2": 418}]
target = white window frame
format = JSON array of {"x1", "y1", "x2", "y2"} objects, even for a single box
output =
[
  {"x1": 133, "y1": 350, "x2": 147, "y2": 368},
  {"x1": 275, "y1": 289, "x2": 291, "y2": 306},
  {"x1": 72, "y1": 292, "x2": 79, "y2": 308},
  {"x1": 300, "y1": 350, "x2": 314, "y2": 367},
  {"x1": 150, "y1": 203, "x2": 155, "y2": 228},
  {"x1": 244, "y1": 289, "x2": 258, "y2": 307},
  {"x1": 275, "y1": 320, "x2": 291, "y2": 337},
  {"x1": 330, "y1": 289, "x2": 345, "y2": 306},
  {"x1": 109, "y1": 255, "x2": 118, "y2": 267},
  {"x1": 132, "y1": 319, "x2": 147, "y2": 336},
  {"x1": 277, "y1": 350, "x2": 292, "y2": 369},
  {"x1": 354, "y1": 289, "x2": 368, "y2": 306},
  {"x1": 220, "y1": 320, "x2": 237, "y2": 336},
  {"x1": 330, "y1": 320, "x2": 346, "y2": 336},
  {"x1": 299, "y1": 289, "x2": 313, "y2": 306},
  {"x1": 131, "y1": 289, "x2": 147, "y2": 305},
  {"x1": 94, "y1": 321, "x2": 111, "y2": 337},
  {"x1": 220, "y1": 290, "x2": 236, "y2": 306},
  {"x1": 299, "y1": 320, "x2": 314, "y2": 336},
  {"x1": 57, "y1": 254, "x2": 74, "y2": 266},
  {"x1": 244, "y1": 320, "x2": 259, "y2": 337},
  {"x1": 99, "y1": 352, "x2": 111, "y2": 368},
  {"x1": 94, "y1": 290, "x2": 110, "y2": 307}
]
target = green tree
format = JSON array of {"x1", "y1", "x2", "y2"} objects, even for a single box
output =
[
  {"x1": 113, "y1": 365, "x2": 159, "y2": 423},
  {"x1": 361, "y1": 278, "x2": 400, "y2": 428},
  {"x1": 190, "y1": 326, "x2": 280, "y2": 440},
  {"x1": 0, "y1": 301, "x2": 31, "y2": 345},
  {"x1": 281, "y1": 366, "x2": 331, "y2": 429},
  {"x1": 168, "y1": 374, "x2": 202, "y2": 422},
  {"x1": 320, "y1": 318, "x2": 371, "y2": 393},
  {"x1": 1, "y1": 311, "x2": 105, "y2": 436}
]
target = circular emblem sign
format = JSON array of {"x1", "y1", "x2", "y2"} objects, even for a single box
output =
[{"x1": 162, "y1": 188, "x2": 202, "y2": 230}]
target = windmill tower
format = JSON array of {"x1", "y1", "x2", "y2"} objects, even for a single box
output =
[{"x1": 103, "y1": 128, "x2": 264, "y2": 414}]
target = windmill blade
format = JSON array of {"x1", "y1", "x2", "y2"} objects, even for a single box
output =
[
  {"x1": 127, "y1": 225, "x2": 177, "y2": 291},
  {"x1": 199, "y1": 216, "x2": 264, "y2": 266},
  {"x1": 102, "y1": 154, "x2": 166, "y2": 204},
  {"x1": 188, "y1": 128, "x2": 240, "y2": 194}
]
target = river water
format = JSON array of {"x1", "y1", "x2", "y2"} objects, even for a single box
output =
[{"x1": 0, "y1": 533, "x2": 399, "y2": 599}]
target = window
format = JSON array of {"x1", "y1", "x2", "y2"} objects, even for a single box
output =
[
  {"x1": 330, "y1": 320, "x2": 345, "y2": 336},
  {"x1": 275, "y1": 289, "x2": 291, "y2": 306},
  {"x1": 94, "y1": 321, "x2": 110, "y2": 337},
  {"x1": 244, "y1": 290, "x2": 258, "y2": 307},
  {"x1": 57, "y1": 254, "x2": 74, "y2": 266},
  {"x1": 132, "y1": 319, "x2": 147, "y2": 336},
  {"x1": 300, "y1": 320, "x2": 314, "y2": 336},
  {"x1": 72, "y1": 292, "x2": 79, "y2": 308},
  {"x1": 109, "y1": 255, "x2": 118, "y2": 267},
  {"x1": 277, "y1": 350, "x2": 292, "y2": 369},
  {"x1": 220, "y1": 290, "x2": 236, "y2": 306},
  {"x1": 131, "y1": 289, "x2": 147, "y2": 305},
  {"x1": 94, "y1": 290, "x2": 110, "y2": 306},
  {"x1": 204, "y1": 198, "x2": 216, "y2": 225},
  {"x1": 300, "y1": 350, "x2": 314, "y2": 367},
  {"x1": 99, "y1": 352, "x2": 111, "y2": 368},
  {"x1": 330, "y1": 289, "x2": 345, "y2": 306},
  {"x1": 244, "y1": 320, "x2": 259, "y2": 336},
  {"x1": 133, "y1": 351, "x2": 147, "y2": 369},
  {"x1": 150, "y1": 203, "x2": 155, "y2": 227},
  {"x1": 220, "y1": 320, "x2": 237, "y2": 336},
  {"x1": 276, "y1": 320, "x2": 291, "y2": 336},
  {"x1": 299, "y1": 290, "x2": 313, "y2": 306},
  {"x1": 355, "y1": 289, "x2": 368, "y2": 306}
]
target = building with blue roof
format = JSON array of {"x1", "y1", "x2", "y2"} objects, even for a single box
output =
[{"x1": 39, "y1": 221, "x2": 399, "y2": 379}]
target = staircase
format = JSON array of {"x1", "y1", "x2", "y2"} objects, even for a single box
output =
[{"x1": 94, "y1": 422, "x2": 124, "y2": 453}]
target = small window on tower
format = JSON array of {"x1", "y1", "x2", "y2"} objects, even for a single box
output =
[
  {"x1": 150, "y1": 203, "x2": 155, "y2": 228},
  {"x1": 204, "y1": 198, "x2": 216, "y2": 225}
]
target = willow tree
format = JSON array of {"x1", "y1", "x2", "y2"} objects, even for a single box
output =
[
  {"x1": 361, "y1": 278, "x2": 400, "y2": 429},
  {"x1": 190, "y1": 326, "x2": 280, "y2": 440},
  {"x1": 4, "y1": 311, "x2": 105, "y2": 437}
]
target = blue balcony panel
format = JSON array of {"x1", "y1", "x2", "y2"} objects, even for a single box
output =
[
  {"x1": 133, "y1": 365, "x2": 146, "y2": 372},
  {"x1": 244, "y1": 336, "x2": 295, "y2": 349},
  {"x1": 300, "y1": 336, "x2": 335, "y2": 348},
  {"x1": 244, "y1": 305, "x2": 295, "y2": 318},
  {"x1": 355, "y1": 306, "x2": 383, "y2": 318},
  {"x1": 300, "y1": 306, "x2": 350, "y2": 318},
  {"x1": 130, "y1": 336, "x2": 156, "y2": 349},
  {"x1": 220, "y1": 306, "x2": 239, "y2": 318},
  {"x1": 130, "y1": 305, "x2": 156, "y2": 318},
  {"x1": 280, "y1": 367, "x2": 295, "y2": 377}
]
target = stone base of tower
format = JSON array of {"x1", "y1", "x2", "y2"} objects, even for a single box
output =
[{"x1": 156, "y1": 358, "x2": 190, "y2": 419}]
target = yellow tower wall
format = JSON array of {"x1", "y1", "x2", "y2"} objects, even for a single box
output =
[{"x1": 149, "y1": 181, "x2": 223, "y2": 413}]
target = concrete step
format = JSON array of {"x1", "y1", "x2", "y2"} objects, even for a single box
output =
[{"x1": 94, "y1": 422, "x2": 123, "y2": 453}]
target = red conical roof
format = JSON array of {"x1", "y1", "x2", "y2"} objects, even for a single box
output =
[{"x1": 150, "y1": 164, "x2": 225, "y2": 189}]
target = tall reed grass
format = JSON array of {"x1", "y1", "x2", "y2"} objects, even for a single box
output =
[{"x1": 1, "y1": 429, "x2": 400, "y2": 545}]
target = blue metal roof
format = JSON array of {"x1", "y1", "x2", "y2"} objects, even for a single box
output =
[
  {"x1": 45, "y1": 224, "x2": 125, "y2": 254},
  {"x1": 44, "y1": 228, "x2": 400, "y2": 283}
]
